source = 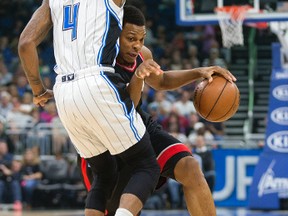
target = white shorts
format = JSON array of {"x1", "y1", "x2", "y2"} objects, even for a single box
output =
[{"x1": 53, "y1": 66, "x2": 146, "y2": 158}]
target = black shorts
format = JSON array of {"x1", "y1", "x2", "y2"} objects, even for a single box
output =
[
  {"x1": 78, "y1": 126, "x2": 192, "y2": 215},
  {"x1": 79, "y1": 126, "x2": 192, "y2": 187}
]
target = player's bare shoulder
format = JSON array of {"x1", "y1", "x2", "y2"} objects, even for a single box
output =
[
  {"x1": 112, "y1": 0, "x2": 125, "y2": 7},
  {"x1": 140, "y1": 46, "x2": 153, "y2": 60},
  {"x1": 19, "y1": 0, "x2": 52, "y2": 45}
]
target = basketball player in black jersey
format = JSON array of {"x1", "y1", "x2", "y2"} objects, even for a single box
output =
[{"x1": 80, "y1": 5, "x2": 236, "y2": 216}]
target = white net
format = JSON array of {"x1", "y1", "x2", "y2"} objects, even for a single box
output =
[
  {"x1": 216, "y1": 6, "x2": 250, "y2": 48},
  {"x1": 270, "y1": 21, "x2": 288, "y2": 67}
]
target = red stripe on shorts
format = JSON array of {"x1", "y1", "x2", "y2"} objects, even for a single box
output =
[
  {"x1": 157, "y1": 143, "x2": 191, "y2": 172},
  {"x1": 81, "y1": 158, "x2": 91, "y2": 191}
]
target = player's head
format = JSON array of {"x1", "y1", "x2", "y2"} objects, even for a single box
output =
[{"x1": 118, "y1": 5, "x2": 146, "y2": 65}]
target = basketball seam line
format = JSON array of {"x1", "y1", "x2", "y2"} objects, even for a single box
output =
[
  {"x1": 205, "y1": 79, "x2": 228, "y2": 120},
  {"x1": 214, "y1": 82, "x2": 239, "y2": 121}
]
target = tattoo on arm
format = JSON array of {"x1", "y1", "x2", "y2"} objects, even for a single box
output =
[{"x1": 22, "y1": 0, "x2": 52, "y2": 46}]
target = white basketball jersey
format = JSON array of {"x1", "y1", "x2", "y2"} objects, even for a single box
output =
[{"x1": 49, "y1": 0, "x2": 124, "y2": 75}]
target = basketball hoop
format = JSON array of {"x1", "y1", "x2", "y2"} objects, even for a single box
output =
[
  {"x1": 270, "y1": 21, "x2": 288, "y2": 67},
  {"x1": 215, "y1": 5, "x2": 252, "y2": 48}
]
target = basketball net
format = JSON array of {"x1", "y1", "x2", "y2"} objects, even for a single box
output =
[
  {"x1": 270, "y1": 21, "x2": 288, "y2": 62},
  {"x1": 215, "y1": 5, "x2": 252, "y2": 48}
]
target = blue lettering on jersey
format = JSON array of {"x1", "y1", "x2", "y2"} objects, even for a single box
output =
[{"x1": 63, "y1": 3, "x2": 80, "y2": 41}]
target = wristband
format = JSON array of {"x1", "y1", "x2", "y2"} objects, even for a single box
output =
[
  {"x1": 34, "y1": 89, "x2": 48, "y2": 98},
  {"x1": 135, "y1": 70, "x2": 144, "y2": 80}
]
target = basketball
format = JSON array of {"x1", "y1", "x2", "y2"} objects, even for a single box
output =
[{"x1": 193, "y1": 75, "x2": 240, "y2": 122}]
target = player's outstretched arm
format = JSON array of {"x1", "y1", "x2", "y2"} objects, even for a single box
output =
[
  {"x1": 127, "y1": 59, "x2": 163, "y2": 107},
  {"x1": 140, "y1": 46, "x2": 237, "y2": 91},
  {"x1": 18, "y1": 0, "x2": 53, "y2": 107}
]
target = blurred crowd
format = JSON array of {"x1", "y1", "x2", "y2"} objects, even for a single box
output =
[{"x1": 0, "y1": 0, "x2": 229, "y2": 211}]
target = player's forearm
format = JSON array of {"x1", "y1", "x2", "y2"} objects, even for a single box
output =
[
  {"x1": 147, "y1": 68, "x2": 202, "y2": 91},
  {"x1": 18, "y1": 0, "x2": 52, "y2": 96},
  {"x1": 18, "y1": 41, "x2": 46, "y2": 96},
  {"x1": 126, "y1": 75, "x2": 144, "y2": 107}
]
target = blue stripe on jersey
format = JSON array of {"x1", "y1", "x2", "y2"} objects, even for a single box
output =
[
  {"x1": 105, "y1": 0, "x2": 122, "y2": 30},
  {"x1": 98, "y1": 13, "x2": 121, "y2": 66},
  {"x1": 115, "y1": 42, "x2": 120, "y2": 64},
  {"x1": 97, "y1": 0, "x2": 122, "y2": 67},
  {"x1": 100, "y1": 71, "x2": 141, "y2": 141},
  {"x1": 97, "y1": 10, "x2": 110, "y2": 65}
]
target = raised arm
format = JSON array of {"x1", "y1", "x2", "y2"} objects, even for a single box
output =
[
  {"x1": 18, "y1": 0, "x2": 53, "y2": 106},
  {"x1": 139, "y1": 46, "x2": 237, "y2": 91}
]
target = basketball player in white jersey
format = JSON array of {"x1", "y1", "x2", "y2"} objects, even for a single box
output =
[{"x1": 18, "y1": 0, "x2": 163, "y2": 216}]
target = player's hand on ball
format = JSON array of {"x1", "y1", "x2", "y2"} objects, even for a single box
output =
[
  {"x1": 135, "y1": 59, "x2": 163, "y2": 79},
  {"x1": 33, "y1": 89, "x2": 54, "y2": 107},
  {"x1": 200, "y1": 66, "x2": 237, "y2": 83}
]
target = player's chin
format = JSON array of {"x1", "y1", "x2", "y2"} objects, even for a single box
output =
[{"x1": 125, "y1": 55, "x2": 137, "y2": 64}]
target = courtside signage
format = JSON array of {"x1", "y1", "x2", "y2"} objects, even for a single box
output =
[
  {"x1": 272, "y1": 85, "x2": 288, "y2": 101},
  {"x1": 257, "y1": 160, "x2": 288, "y2": 197},
  {"x1": 271, "y1": 107, "x2": 288, "y2": 125},
  {"x1": 266, "y1": 131, "x2": 288, "y2": 152},
  {"x1": 249, "y1": 43, "x2": 288, "y2": 210}
]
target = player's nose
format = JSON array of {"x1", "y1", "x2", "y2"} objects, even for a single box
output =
[{"x1": 133, "y1": 42, "x2": 142, "y2": 51}]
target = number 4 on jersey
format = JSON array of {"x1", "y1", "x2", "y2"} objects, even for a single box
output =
[{"x1": 63, "y1": 3, "x2": 80, "y2": 41}]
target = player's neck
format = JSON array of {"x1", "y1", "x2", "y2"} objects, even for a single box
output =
[{"x1": 117, "y1": 58, "x2": 135, "y2": 68}]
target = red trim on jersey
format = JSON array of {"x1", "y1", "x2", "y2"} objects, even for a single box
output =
[
  {"x1": 115, "y1": 52, "x2": 145, "y2": 72},
  {"x1": 81, "y1": 158, "x2": 91, "y2": 191},
  {"x1": 157, "y1": 143, "x2": 191, "y2": 172},
  {"x1": 116, "y1": 60, "x2": 137, "y2": 72},
  {"x1": 139, "y1": 52, "x2": 144, "y2": 61}
]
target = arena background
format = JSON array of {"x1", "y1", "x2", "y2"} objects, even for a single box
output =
[{"x1": 0, "y1": 0, "x2": 288, "y2": 215}]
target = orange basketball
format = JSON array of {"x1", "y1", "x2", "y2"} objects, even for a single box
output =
[{"x1": 193, "y1": 75, "x2": 240, "y2": 122}]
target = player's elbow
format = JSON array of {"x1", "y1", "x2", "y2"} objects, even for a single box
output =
[{"x1": 18, "y1": 34, "x2": 34, "y2": 55}]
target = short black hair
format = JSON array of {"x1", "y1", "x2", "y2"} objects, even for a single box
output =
[{"x1": 123, "y1": 5, "x2": 146, "y2": 27}]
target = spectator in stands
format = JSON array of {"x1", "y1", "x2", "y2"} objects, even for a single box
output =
[
  {"x1": 162, "y1": 110, "x2": 189, "y2": 136},
  {"x1": 0, "y1": 36, "x2": 14, "y2": 68},
  {"x1": 173, "y1": 90, "x2": 196, "y2": 118},
  {"x1": 202, "y1": 26, "x2": 219, "y2": 57},
  {"x1": 42, "y1": 153, "x2": 69, "y2": 184},
  {"x1": 202, "y1": 48, "x2": 227, "y2": 69},
  {"x1": 39, "y1": 100, "x2": 57, "y2": 123},
  {"x1": 193, "y1": 135, "x2": 215, "y2": 192},
  {"x1": 0, "y1": 117, "x2": 15, "y2": 153},
  {"x1": 15, "y1": 75, "x2": 30, "y2": 98},
  {"x1": 187, "y1": 44, "x2": 200, "y2": 68},
  {"x1": 6, "y1": 96, "x2": 33, "y2": 146},
  {"x1": 51, "y1": 116, "x2": 70, "y2": 154},
  {"x1": 166, "y1": 178, "x2": 182, "y2": 209},
  {"x1": 148, "y1": 91, "x2": 172, "y2": 123},
  {"x1": 205, "y1": 121, "x2": 225, "y2": 141},
  {"x1": 172, "y1": 32, "x2": 186, "y2": 52},
  {"x1": 0, "y1": 54, "x2": 12, "y2": 86},
  {"x1": 144, "y1": 18, "x2": 157, "y2": 47},
  {"x1": 0, "y1": 140, "x2": 22, "y2": 210},
  {"x1": 19, "y1": 92, "x2": 34, "y2": 115},
  {"x1": 7, "y1": 84, "x2": 19, "y2": 98},
  {"x1": 0, "y1": 91, "x2": 13, "y2": 118},
  {"x1": 185, "y1": 112, "x2": 200, "y2": 136},
  {"x1": 20, "y1": 148, "x2": 42, "y2": 210},
  {"x1": 170, "y1": 49, "x2": 183, "y2": 70},
  {"x1": 188, "y1": 122, "x2": 214, "y2": 146}
]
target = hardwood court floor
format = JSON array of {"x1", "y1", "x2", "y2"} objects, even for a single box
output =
[{"x1": 1, "y1": 209, "x2": 288, "y2": 216}]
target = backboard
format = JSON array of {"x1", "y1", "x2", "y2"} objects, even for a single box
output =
[{"x1": 176, "y1": 0, "x2": 288, "y2": 26}]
